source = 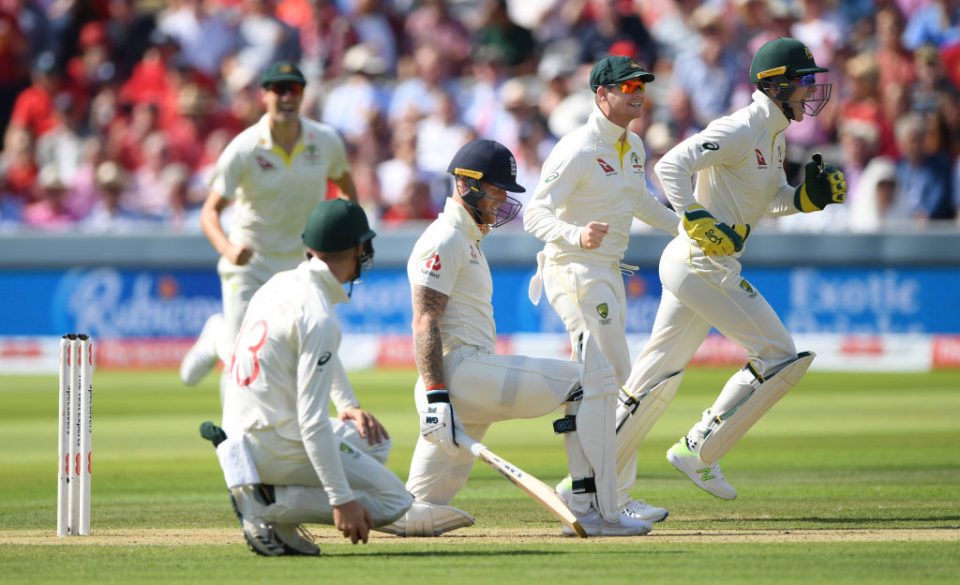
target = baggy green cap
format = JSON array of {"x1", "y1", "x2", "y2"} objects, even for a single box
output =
[
  {"x1": 260, "y1": 61, "x2": 307, "y2": 88},
  {"x1": 589, "y1": 55, "x2": 655, "y2": 92},
  {"x1": 302, "y1": 199, "x2": 375, "y2": 253}
]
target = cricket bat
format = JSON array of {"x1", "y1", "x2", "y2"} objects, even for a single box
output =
[{"x1": 456, "y1": 431, "x2": 587, "y2": 538}]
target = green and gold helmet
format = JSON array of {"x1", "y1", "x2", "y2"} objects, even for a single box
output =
[{"x1": 750, "y1": 37, "x2": 831, "y2": 119}]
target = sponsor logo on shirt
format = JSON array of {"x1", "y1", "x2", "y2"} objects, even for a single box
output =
[
  {"x1": 317, "y1": 351, "x2": 332, "y2": 367},
  {"x1": 739, "y1": 279, "x2": 758, "y2": 299},
  {"x1": 468, "y1": 244, "x2": 480, "y2": 265},
  {"x1": 777, "y1": 144, "x2": 784, "y2": 168},
  {"x1": 544, "y1": 171, "x2": 559, "y2": 183},
  {"x1": 630, "y1": 152, "x2": 644, "y2": 174},
  {"x1": 421, "y1": 252, "x2": 442, "y2": 278},
  {"x1": 700, "y1": 142, "x2": 720, "y2": 151},
  {"x1": 339, "y1": 442, "x2": 360, "y2": 459},
  {"x1": 755, "y1": 148, "x2": 767, "y2": 168},
  {"x1": 596, "y1": 158, "x2": 616, "y2": 175},
  {"x1": 255, "y1": 155, "x2": 276, "y2": 171}
]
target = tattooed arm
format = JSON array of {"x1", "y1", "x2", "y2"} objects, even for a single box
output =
[{"x1": 411, "y1": 284, "x2": 449, "y2": 387}]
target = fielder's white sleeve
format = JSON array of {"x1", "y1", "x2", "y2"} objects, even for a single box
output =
[
  {"x1": 329, "y1": 356, "x2": 360, "y2": 413},
  {"x1": 655, "y1": 121, "x2": 750, "y2": 214},
  {"x1": 209, "y1": 132, "x2": 249, "y2": 200},
  {"x1": 765, "y1": 182, "x2": 802, "y2": 217},
  {"x1": 632, "y1": 181, "x2": 680, "y2": 235},
  {"x1": 523, "y1": 146, "x2": 591, "y2": 247},
  {"x1": 296, "y1": 314, "x2": 354, "y2": 506}
]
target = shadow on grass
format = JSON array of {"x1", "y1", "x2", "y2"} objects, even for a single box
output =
[
  {"x1": 318, "y1": 549, "x2": 688, "y2": 559},
  {"x1": 707, "y1": 515, "x2": 960, "y2": 525}
]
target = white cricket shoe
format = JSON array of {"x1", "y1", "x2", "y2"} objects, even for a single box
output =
[
  {"x1": 556, "y1": 477, "x2": 668, "y2": 523},
  {"x1": 666, "y1": 438, "x2": 737, "y2": 500},
  {"x1": 374, "y1": 500, "x2": 475, "y2": 537},
  {"x1": 621, "y1": 498, "x2": 669, "y2": 523},
  {"x1": 180, "y1": 313, "x2": 222, "y2": 386},
  {"x1": 229, "y1": 484, "x2": 286, "y2": 556},
  {"x1": 562, "y1": 506, "x2": 651, "y2": 537},
  {"x1": 274, "y1": 523, "x2": 320, "y2": 555}
]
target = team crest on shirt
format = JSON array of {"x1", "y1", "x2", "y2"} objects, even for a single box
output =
[
  {"x1": 255, "y1": 155, "x2": 276, "y2": 171},
  {"x1": 596, "y1": 303, "x2": 612, "y2": 324},
  {"x1": 776, "y1": 144, "x2": 784, "y2": 168},
  {"x1": 339, "y1": 442, "x2": 360, "y2": 459},
  {"x1": 303, "y1": 143, "x2": 322, "y2": 163},
  {"x1": 630, "y1": 152, "x2": 644, "y2": 174},
  {"x1": 596, "y1": 158, "x2": 616, "y2": 175},
  {"x1": 421, "y1": 252, "x2": 442, "y2": 278},
  {"x1": 755, "y1": 149, "x2": 767, "y2": 168},
  {"x1": 468, "y1": 244, "x2": 480, "y2": 265},
  {"x1": 739, "y1": 279, "x2": 758, "y2": 299}
]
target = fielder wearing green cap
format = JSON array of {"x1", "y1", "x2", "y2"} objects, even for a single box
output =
[
  {"x1": 523, "y1": 52, "x2": 678, "y2": 529},
  {"x1": 610, "y1": 37, "x2": 846, "y2": 502},
  {"x1": 214, "y1": 198, "x2": 414, "y2": 556},
  {"x1": 179, "y1": 58, "x2": 360, "y2": 390}
]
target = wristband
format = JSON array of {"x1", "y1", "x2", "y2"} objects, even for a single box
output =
[{"x1": 425, "y1": 385, "x2": 450, "y2": 404}]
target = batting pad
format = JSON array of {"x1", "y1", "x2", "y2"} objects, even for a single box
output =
[
  {"x1": 699, "y1": 352, "x2": 815, "y2": 464},
  {"x1": 615, "y1": 370, "x2": 684, "y2": 472}
]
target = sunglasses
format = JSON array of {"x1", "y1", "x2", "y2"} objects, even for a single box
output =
[
  {"x1": 610, "y1": 78, "x2": 645, "y2": 94},
  {"x1": 267, "y1": 82, "x2": 304, "y2": 96}
]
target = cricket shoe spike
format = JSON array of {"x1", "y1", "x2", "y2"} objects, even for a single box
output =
[
  {"x1": 229, "y1": 484, "x2": 286, "y2": 556},
  {"x1": 180, "y1": 313, "x2": 222, "y2": 386},
  {"x1": 556, "y1": 476, "x2": 668, "y2": 523},
  {"x1": 562, "y1": 505, "x2": 651, "y2": 537},
  {"x1": 273, "y1": 523, "x2": 320, "y2": 556},
  {"x1": 666, "y1": 438, "x2": 737, "y2": 500},
  {"x1": 373, "y1": 500, "x2": 475, "y2": 537}
]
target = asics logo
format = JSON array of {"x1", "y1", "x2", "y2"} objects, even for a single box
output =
[{"x1": 697, "y1": 467, "x2": 716, "y2": 481}]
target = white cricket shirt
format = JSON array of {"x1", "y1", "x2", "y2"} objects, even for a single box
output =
[
  {"x1": 407, "y1": 198, "x2": 496, "y2": 353},
  {"x1": 655, "y1": 90, "x2": 801, "y2": 239},
  {"x1": 222, "y1": 257, "x2": 359, "y2": 506},
  {"x1": 211, "y1": 114, "x2": 351, "y2": 261},
  {"x1": 524, "y1": 102, "x2": 678, "y2": 266}
]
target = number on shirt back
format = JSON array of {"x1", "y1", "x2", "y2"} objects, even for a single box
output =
[{"x1": 230, "y1": 319, "x2": 268, "y2": 387}]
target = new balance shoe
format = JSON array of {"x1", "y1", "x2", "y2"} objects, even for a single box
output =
[
  {"x1": 374, "y1": 500, "x2": 475, "y2": 537},
  {"x1": 180, "y1": 313, "x2": 222, "y2": 386},
  {"x1": 666, "y1": 438, "x2": 737, "y2": 500},
  {"x1": 229, "y1": 484, "x2": 286, "y2": 556},
  {"x1": 562, "y1": 506, "x2": 651, "y2": 537},
  {"x1": 557, "y1": 477, "x2": 668, "y2": 523},
  {"x1": 274, "y1": 523, "x2": 320, "y2": 555}
]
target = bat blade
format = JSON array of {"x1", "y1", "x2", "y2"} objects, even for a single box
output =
[{"x1": 460, "y1": 433, "x2": 586, "y2": 538}]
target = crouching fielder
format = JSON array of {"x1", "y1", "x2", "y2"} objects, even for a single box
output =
[
  {"x1": 395, "y1": 139, "x2": 649, "y2": 537},
  {"x1": 217, "y1": 199, "x2": 414, "y2": 556},
  {"x1": 614, "y1": 38, "x2": 846, "y2": 499}
]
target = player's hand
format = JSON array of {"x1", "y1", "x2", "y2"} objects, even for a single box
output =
[
  {"x1": 333, "y1": 500, "x2": 372, "y2": 544},
  {"x1": 419, "y1": 389, "x2": 460, "y2": 456},
  {"x1": 224, "y1": 243, "x2": 254, "y2": 266},
  {"x1": 578, "y1": 221, "x2": 609, "y2": 250},
  {"x1": 339, "y1": 407, "x2": 389, "y2": 445},
  {"x1": 682, "y1": 204, "x2": 750, "y2": 256},
  {"x1": 795, "y1": 153, "x2": 847, "y2": 212}
]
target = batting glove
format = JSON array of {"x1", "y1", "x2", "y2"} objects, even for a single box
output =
[
  {"x1": 419, "y1": 388, "x2": 460, "y2": 457},
  {"x1": 682, "y1": 203, "x2": 751, "y2": 256},
  {"x1": 795, "y1": 153, "x2": 847, "y2": 212}
]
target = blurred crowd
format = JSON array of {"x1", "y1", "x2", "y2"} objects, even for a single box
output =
[{"x1": 1, "y1": 0, "x2": 959, "y2": 234}]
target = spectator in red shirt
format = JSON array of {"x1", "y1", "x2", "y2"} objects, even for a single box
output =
[{"x1": 5, "y1": 52, "x2": 64, "y2": 147}]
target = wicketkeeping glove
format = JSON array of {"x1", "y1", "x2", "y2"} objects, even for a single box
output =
[
  {"x1": 682, "y1": 203, "x2": 751, "y2": 256},
  {"x1": 795, "y1": 153, "x2": 847, "y2": 212},
  {"x1": 419, "y1": 388, "x2": 460, "y2": 457}
]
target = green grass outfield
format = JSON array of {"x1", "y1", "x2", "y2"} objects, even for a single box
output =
[{"x1": 1, "y1": 367, "x2": 958, "y2": 584}]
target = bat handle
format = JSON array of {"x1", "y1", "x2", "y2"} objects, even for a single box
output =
[
  {"x1": 812, "y1": 152, "x2": 824, "y2": 170},
  {"x1": 455, "y1": 427, "x2": 485, "y2": 457}
]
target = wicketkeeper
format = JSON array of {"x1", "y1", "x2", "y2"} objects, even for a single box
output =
[{"x1": 614, "y1": 37, "x2": 846, "y2": 499}]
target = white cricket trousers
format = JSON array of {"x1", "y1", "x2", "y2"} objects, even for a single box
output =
[
  {"x1": 625, "y1": 237, "x2": 797, "y2": 440},
  {"x1": 245, "y1": 419, "x2": 412, "y2": 527},
  {"x1": 405, "y1": 346, "x2": 581, "y2": 505},
  {"x1": 541, "y1": 258, "x2": 639, "y2": 505}
]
